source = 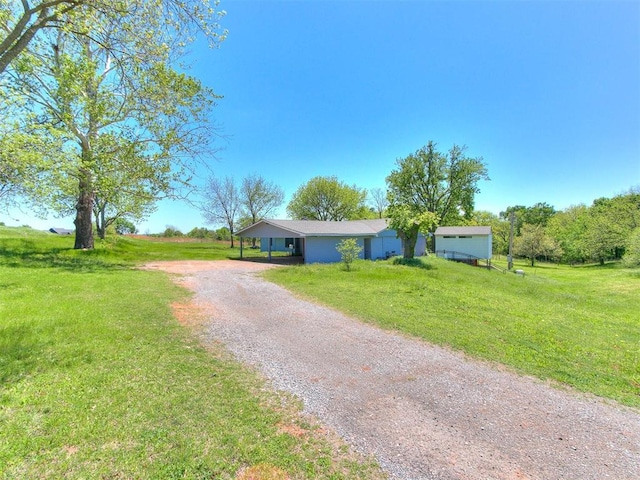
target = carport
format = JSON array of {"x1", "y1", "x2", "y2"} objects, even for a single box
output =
[{"x1": 236, "y1": 219, "x2": 306, "y2": 262}]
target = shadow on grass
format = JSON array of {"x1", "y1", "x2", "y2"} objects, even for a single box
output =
[
  {"x1": 0, "y1": 324, "x2": 48, "y2": 385},
  {"x1": 579, "y1": 261, "x2": 622, "y2": 270},
  {"x1": 392, "y1": 257, "x2": 435, "y2": 269},
  {"x1": 0, "y1": 244, "x2": 130, "y2": 272}
]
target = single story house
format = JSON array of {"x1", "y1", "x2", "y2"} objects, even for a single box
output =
[
  {"x1": 236, "y1": 218, "x2": 426, "y2": 264},
  {"x1": 434, "y1": 226, "x2": 492, "y2": 263},
  {"x1": 49, "y1": 227, "x2": 74, "y2": 235}
]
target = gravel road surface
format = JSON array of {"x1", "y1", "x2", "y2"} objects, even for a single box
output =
[{"x1": 145, "y1": 260, "x2": 640, "y2": 480}]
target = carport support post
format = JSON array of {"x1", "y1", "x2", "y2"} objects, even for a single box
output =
[
  {"x1": 240, "y1": 236, "x2": 243, "y2": 259},
  {"x1": 268, "y1": 237, "x2": 272, "y2": 262}
]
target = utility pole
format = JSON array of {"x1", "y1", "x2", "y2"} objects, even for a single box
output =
[{"x1": 508, "y1": 211, "x2": 515, "y2": 270}]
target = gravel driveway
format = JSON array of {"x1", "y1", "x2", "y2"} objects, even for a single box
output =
[{"x1": 145, "y1": 260, "x2": 640, "y2": 480}]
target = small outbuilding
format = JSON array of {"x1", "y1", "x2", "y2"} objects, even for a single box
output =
[
  {"x1": 49, "y1": 227, "x2": 74, "y2": 235},
  {"x1": 434, "y1": 226, "x2": 492, "y2": 265},
  {"x1": 236, "y1": 218, "x2": 426, "y2": 264}
]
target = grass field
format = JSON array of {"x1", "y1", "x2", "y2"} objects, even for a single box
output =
[
  {"x1": 0, "y1": 227, "x2": 383, "y2": 479},
  {"x1": 264, "y1": 256, "x2": 640, "y2": 408},
  {"x1": 2, "y1": 226, "x2": 638, "y2": 479}
]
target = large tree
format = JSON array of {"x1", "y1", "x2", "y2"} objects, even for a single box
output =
[
  {"x1": 286, "y1": 176, "x2": 368, "y2": 221},
  {"x1": 201, "y1": 176, "x2": 240, "y2": 248},
  {"x1": 369, "y1": 187, "x2": 389, "y2": 219},
  {"x1": 1, "y1": 1, "x2": 224, "y2": 248},
  {"x1": 239, "y1": 174, "x2": 284, "y2": 247},
  {"x1": 513, "y1": 223, "x2": 562, "y2": 266},
  {"x1": 546, "y1": 204, "x2": 590, "y2": 264},
  {"x1": 581, "y1": 192, "x2": 640, "y2": 264},
  {"x1": 91, "y1": 143, "x2": 161, "y2": 240},
  {"x1": 0, "y1": 1, "x2": 226, "y2": 75},
  {"x1": 500, "y1": 202, "x2": 557, "y2": 236},
  {"x1": 386, "y1": 141, "x2": 489, "y2": 258},
  {"x1": 386, "y1": 204, "x2": 438, "y2": 259},
  {"x1": 240, "y1": 174, "x2": 284, "y2": 224}
]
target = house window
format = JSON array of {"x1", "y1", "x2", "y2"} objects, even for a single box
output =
[
  {"x1": 443, "y1": 235, "x2": 456, "y2": 238},
  {"x1": 458, "y1": 235, "x2": 472, "y2": 238}
]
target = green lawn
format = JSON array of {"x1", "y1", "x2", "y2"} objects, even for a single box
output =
[
  {"x1": 263, "y1": 256, "x2": 640, "y2": 408},
  {"x1": 2, "y1": 225, "x2": 638, "y2": 479},
  {"x1": 0, "y1": 226, "x2": 281, "y2": 265},
  {"x1": 0, "y1": 227, "x2": 382, "y2": 479}
]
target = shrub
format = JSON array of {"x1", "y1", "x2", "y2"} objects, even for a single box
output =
[
  {"x1": 114, "y1": 218, "x2": 137, "y2": 235},
  {"x1": 187, "y1": 227, "x2": 213, "y2": 239},
  {"x1": 336, "y1": 238, "x2": 362, "y2": 271},
  {"x1": 163, "y1": 225, "x2": 183, "y2": 237}
]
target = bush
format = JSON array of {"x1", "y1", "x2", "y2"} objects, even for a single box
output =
[
  {"x1": 215, "y1": 227, "x2": 231, "y2": 241},
  {"x1": 187, "y1": 227, "x2": 213, "y2": 239},
  {"x1": 336, "y1": 238, "x2": 362, "y2": 271},
  {"x1": 114, "y1": 218, "x2": 137, "y2": 235},
  {"x1": 162, "y1": 225, "x2": 183, "y2": 237}
]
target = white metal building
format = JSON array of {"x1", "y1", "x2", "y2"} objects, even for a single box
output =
[{"x1": 434, "y1": 226, "x2": 492, "y2": 262}]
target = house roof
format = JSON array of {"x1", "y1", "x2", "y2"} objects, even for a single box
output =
[
  {"x1": 434, "y1": 226, "x2": 492, "y2": 236},
  {"x1": 49, "y1": 227, "x2": 74, "y2": 235},
  {"x1": 237, "y1": 218, "x2": 391, "y2": 238}
]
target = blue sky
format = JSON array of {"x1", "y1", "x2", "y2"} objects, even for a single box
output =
[{"x1": 3, "y1": 0, "x2": 639, "y2": 233}]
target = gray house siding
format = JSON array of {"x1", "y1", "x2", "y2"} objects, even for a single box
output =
[{"x1": 306, "y1": 237, "x2": 365, "y2": 264}]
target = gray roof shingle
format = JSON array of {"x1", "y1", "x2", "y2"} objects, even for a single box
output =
[{"x1": 237, "y1": 218, "x2": 391, "y2": 237}]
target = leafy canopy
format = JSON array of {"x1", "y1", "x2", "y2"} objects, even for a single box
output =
[
  {"x1": 386, "y1": 140, "x2": 488, "y2": 258},
  {"x1": 0, "y1": 0, "x2": 226, "y2": 248},
  {"x1": 336, "y1": 238, "x2": 362, "y2": 271},
  {"x1": 0, "y1": 1, "x2": 227, "y2": 74},
  {"x1": 287, "y1": 176, "x2": 368, "y2": 221}
]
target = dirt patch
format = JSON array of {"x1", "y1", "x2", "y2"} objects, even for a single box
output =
[
  {"x1": 170, "y1": 300, "x2": 215, "y2": 328},
  {"x1": 235, "y1": 464, "x2": 290, "y2": 480},
  {"x1": 142, "y1": 259, "x2": 279, "y2": 274}
]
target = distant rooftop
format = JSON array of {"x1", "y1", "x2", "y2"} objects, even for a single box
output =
[{"x1": 49, "y1": 227, "x2": 74, "y2": 235}]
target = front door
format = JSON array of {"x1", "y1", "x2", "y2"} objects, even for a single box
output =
[{"x1": 364, "y1": 238, "x2": 372, "y2": 260}]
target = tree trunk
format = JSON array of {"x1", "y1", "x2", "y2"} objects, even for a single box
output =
[
  {"x1": 95, "y1": 204, "x2": 106, "y2": 240},
  {"x1": 74, "y1": 168, "x2": 95, "y2": 249},
  {"x1": 400, "y1": 226, "x2": 419, "y2": 259}
]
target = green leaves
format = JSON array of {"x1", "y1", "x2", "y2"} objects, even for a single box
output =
[
  {"x1": 336, "y1": 238, "x2": 362, "y2": 271},
  {"x1": 286, "y1": 176, "x2": 368, "y2": 221},
  {"x1": 385, "y1": 140, "x2": 487, "y2": 257},
  {"x1": 622, "y1": 228, "x2": 640, "y2": 268},
  {"x1": 1, "y1": 1, "x2": 225, "y2": 247}
]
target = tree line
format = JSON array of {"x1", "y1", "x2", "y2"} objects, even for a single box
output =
[
  {"x1": 1, "y1": 6, "x2": 636, "y2": 266},
  {"x1": 200, "y1": 143, "x2": 639, "y2": 268},
  {"x1": 495, "y1": 192, "x2": 640, "y2": 267}
]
